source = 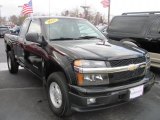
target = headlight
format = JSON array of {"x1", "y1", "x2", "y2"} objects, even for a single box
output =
[
  {"x1": 74, "y1": 60, "x2": 106, "y2": 68},
  {"x1": 145, "y1": 53, "x2": 151, "y2": 69},
  {"x1": 76, "y1": 73, "x2": 109, "y2": 86},
  {"x1": 74, "y1": 60, "x2": 109, "y2": 86}
]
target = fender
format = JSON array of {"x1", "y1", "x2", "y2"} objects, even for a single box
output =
[
  {"x1": 121, "y1": 38, "x2": 139, "y2": 47},
  {"x1": 44, "y1": 50, "x2": 76, "y2": 86}
]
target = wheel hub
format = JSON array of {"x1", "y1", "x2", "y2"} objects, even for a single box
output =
[
  {"x1": 8, "y1": 56, "x2": 11, "y2": 70},
  {"x1": 49, "y1": 82, "x2": 62, "y2": 108}
]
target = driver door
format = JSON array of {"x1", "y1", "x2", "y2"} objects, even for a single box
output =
[{"x1": 23, "y1": 19, "x2": 44, "y2": 76}]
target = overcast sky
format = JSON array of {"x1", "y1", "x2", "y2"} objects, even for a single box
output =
[{"x1": 0, "y1": 0, "x2": 160, "y2": 18}]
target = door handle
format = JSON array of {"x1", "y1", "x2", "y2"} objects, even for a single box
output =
[{"x1": 23, "y1": 42, "x2": 27, "y2": 49}]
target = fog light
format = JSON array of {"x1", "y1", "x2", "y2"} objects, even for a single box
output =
[{"x1": 87, "y1": 98, "x2": 96, "y2": 104}]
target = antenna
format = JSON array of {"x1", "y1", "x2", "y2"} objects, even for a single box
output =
[
  {"x1": 49, "y1": 0, "x2": 51, "y2": 17},
  {"x1": 49, "y1": 0, "x2": 51, "y2": 40}
]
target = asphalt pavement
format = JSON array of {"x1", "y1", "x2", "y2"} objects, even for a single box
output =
[{"x1": 0, "y1": 38, "x2": 160, "y2": 120}]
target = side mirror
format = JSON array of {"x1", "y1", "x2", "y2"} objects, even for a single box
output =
[{"x1": 26, "y1": 32, "x2": 41, "y2": 44}]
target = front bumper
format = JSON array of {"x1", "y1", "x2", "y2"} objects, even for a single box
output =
[{"x1": 69, "y1": 72, "x2": 155, "y2": 112}]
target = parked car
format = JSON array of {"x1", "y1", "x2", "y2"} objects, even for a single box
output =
[
  {"x1": 107, "y1": 11, "x2": 160, "y2": 68},
  {"x1": 5, "y1": 25, "x2": 12, "y2": 29},
  {"x1": 0, "y1": 26, "x2": 10, "y2": 38},
  {"x1": 10, "y1": 26, "x2": 20, "y2": 35},
  {"x1": 4, "y1": 16, "x2": 154, "y2": 116}
]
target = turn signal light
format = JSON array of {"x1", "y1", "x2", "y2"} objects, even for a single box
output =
[{"x1": 76, "y1": 73, "x2": 84, "y2": 86}]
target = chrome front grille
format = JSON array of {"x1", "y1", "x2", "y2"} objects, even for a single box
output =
[
  {"x1": 110, "y1": 57, "x2": 146, "y2": 67},
  {"x1": 108, "y1": 57, "x2": 146, "y2": 84},
  {"x1": 109, "y1": 68, "x2": 145, "y2": 84}
]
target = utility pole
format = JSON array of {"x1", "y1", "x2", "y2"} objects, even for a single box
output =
[
  {"x1": 108, "y1": 0, "x2": 110, "y2": 24},
  {"x1": 17, "y1": 6, "x2": 23, "y2": 25},
  {"x1": 101, "y1": 0, "x2": 111, "y2": 24},
  {"x1": 0, "y1": 5, "x2": 3, "y2": 25},
  {"x1": 18, "y1": 5, "x2": 23, "y2": 14},
  {"x1": 80, "y1": 5, "x2": 90, "y2": 19},
  {"x1": 80, "y1": 0, "x2": 90, "y2": 19}
]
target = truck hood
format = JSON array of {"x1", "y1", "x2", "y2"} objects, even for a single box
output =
[{"x1": 50, "y1": 39, "x2": 146, "y2": 60}]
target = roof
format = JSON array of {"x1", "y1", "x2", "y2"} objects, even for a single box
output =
[
  {"x1": 27, "y1": 16, "x2": 85, "y2": 20},
  {"x1": 122, "y1": 11, "x2": 160, "y2": 16},
  {"x1": 0, "y1": 26, "x2": 8, "y2": 28}
]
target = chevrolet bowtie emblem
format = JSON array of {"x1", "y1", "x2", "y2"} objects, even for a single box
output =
[{"x1": 128, "y1": 64, "x2": 138, "y2": 71}]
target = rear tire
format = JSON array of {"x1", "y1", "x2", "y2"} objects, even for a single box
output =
[
  {"x1": 7, "y1": 51, "x2": 19, "y2": 74},
  {"x1": 47, "y1": 72, "x2": 72, "y2": 117}
]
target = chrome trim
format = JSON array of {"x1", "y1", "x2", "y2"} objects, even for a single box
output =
[{"x1": 74, "y1": 62, "x2": 146, "y2": 74}]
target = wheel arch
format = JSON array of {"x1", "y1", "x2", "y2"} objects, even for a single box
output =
[
  {"x1": 43, "y1": 59, "x2": 74, "y2": 85},
  {"x1": 6, "y1": 44, "x2": 12, "y2": 52},
  {"x1": 121, "y1": 38, "x2": 140, "y2": 47}
]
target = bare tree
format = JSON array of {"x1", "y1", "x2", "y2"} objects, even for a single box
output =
[
  {"x1": 0, "y1": 17, "x2": 6, "y2": 25},
  {"x1": 60, "y1": 8, "x2": 106, "y2": 25},
  {"x1": 9, "y1": 15, "x2": 18, "y2": 25},
  {"x1": 70, "y1": 8, "x2": 80, "y2": 17},
  {"x1": 17, "y1": 16, "x2": 27, "y2": 26}
]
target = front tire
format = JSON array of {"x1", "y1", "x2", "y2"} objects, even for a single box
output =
[
  {"x1": 7, "y1": 51, "x2": 19, "y2": 74},
  {"x1": 47, "y1": 72, "x2": 72, "y2": 117}
]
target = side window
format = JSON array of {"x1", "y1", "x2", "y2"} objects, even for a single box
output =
[
  {"x1": 19, "y1": 19, "x2": 30, "y2": 38},
  {"x1": 158, "y1": 24, "x2": 160, "y2": 33},
  {"x1": 28, "y1": 20, "x2": 41, "y2": 34},
  {"x1": 150, "y1": 19, "x2": 160, "y2": 35}
]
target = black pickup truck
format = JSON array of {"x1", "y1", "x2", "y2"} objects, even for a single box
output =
[{"x1": 4, "y1": 16, "x2": 154, "y2": 117}]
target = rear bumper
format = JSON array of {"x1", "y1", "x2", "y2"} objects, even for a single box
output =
[{"x1": 69, "y1": 72, "x2": 155, "y2": 112}]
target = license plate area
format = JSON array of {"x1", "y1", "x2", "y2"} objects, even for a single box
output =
[{"x1": 129, "y1": 85, "x2": 144, "y2": 99}]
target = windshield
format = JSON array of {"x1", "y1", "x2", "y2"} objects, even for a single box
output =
[{"x1": 43, "y1": 18, "x2": 105, "y2": 41}]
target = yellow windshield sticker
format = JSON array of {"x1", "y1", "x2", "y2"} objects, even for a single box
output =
[{"x1": 45, "y1": 19, "x2": 59, "y2": 24}]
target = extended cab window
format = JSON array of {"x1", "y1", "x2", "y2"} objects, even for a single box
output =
[
  {"x1": 28, "y1": 20, "x2": 41, "y2": 34},
  {"x1": 19, "y1": 19, "x2": 30, "y2": 38}
]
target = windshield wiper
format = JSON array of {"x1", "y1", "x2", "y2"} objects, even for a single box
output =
[
  {"x1": 50, "y1": 36, "x2": 104, "y2": 41},
  {"x1": 50, "y1": 37, "x2": 75, "y2": 41},
  {"x1": 77, "y1": 36, "x2": 104, "y2": 40}
]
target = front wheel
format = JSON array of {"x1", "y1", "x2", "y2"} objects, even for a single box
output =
[
  {"x1": 7, "y1": 51, "x2": 19, "y2": 74},
  {"x1": 47, "y1": 72, "x2": 72, "y2": 117}
]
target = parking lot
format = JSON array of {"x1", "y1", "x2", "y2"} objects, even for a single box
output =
[{"x1": 0, "y1": 38, "x2": 160, "y2": 120}]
